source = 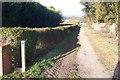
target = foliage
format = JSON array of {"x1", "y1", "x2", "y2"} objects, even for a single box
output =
[
  {"x1": 94, "y1": 2, "x2": 107, "y2": 23},
  {"x1": 0, "y1": 27, "x2": 38, "y2": 68},
  {"x1": 2, "y1": 59, "x2": 52, "y2": 79},
  {"x1": 104, "y1": 2, "x2": 117, "y2": 24},
  {"x1": 1, "y1": 27, "x2": 24, "y2": 68},
  {"x1": 81, "y1": 2, "x2": 118, "y2": 24},
  {"x1": 2, "y1": 2, "x2": 62, "y2": 27}
]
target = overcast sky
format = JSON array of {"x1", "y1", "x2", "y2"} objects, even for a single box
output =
[{"x1": 35, "y1": 0, "x2": 85, "y2": 17}]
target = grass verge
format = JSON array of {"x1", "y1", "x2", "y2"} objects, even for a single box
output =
[{"x1": 85, "y1": 27, "x2": 118, "y2": 70}]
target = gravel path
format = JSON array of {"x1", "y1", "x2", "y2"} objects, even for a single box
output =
[{"x1": 76, "y1": 28, "x2": 112, "y2": 78}]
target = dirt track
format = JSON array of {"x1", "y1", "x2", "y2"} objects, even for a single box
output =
[{"x1": 76, "y1": 28, "x2": 111, "y2": 78}]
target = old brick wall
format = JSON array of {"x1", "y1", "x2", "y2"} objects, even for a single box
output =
[
  {"x1": 0, "y1": 46, "x2": 3, "y2": 76},
  {"x1": 2, "y1": 45, "x2": 12, "y2": 75},
  {"x1": 0, "y1": 44, "x2": 12, "y2": 76}
]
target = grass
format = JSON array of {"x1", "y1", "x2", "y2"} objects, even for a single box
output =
[{"x1": 85, "y1": 27, "x2": 118, "y2": 70}]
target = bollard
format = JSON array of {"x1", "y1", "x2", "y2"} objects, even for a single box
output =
[
  {"x1": 0, "y1": 44, "x2": 12, "y2": 76},
  {"x1": 21, "y1": 40, "x2": 26, "y2": 72}
]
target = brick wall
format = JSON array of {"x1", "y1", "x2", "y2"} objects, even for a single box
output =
[
  {"x1": 0, "y1": 44, "x2": 12, "y2": 76},
  {"x1": 0, "y1": 46, "x2": 3, "y2": 76}
]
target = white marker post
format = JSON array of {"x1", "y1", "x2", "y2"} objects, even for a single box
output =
[{"x1": 21, "y1": 40, "x2": 26, "y2": 72}]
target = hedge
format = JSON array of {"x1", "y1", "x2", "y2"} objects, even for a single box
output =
[{"x1": 0, "y1": 25, "x2": 79, "y2": 69}]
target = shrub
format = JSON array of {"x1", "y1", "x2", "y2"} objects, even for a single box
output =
[{"x1": 2, "y1": 2, "x2": 62, "y2": 27}]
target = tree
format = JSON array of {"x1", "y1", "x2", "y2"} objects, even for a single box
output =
[
  {"x1": 94, "y1": 2, "x2": 107, "y2": 23},
  {"x1": 104, "y1": 2, "x2": 116, "y2": 24},
  {"x1": 81, "y1": 2, "x2": 95, "y2": 25},
  {"x1": 81, "y1": 2, "x2": 117, "y2": 24}
]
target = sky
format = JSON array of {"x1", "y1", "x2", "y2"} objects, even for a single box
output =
[{"x1": 35, "y1": 0, "x2": 85, "y2": 17}]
